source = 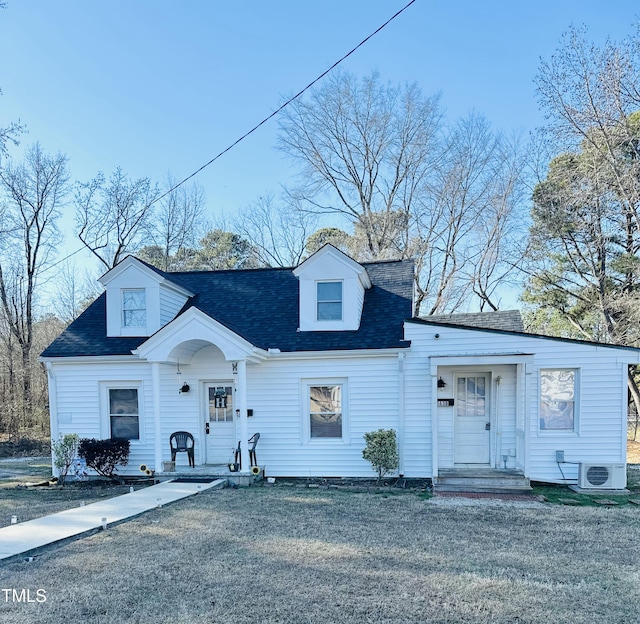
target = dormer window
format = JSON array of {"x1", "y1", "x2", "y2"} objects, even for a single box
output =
[
  {"x1": 317, "y1": 281, "x2": 342, "y2": 321},
  {"x1": 122, "y1": 289, "x2": 146, "y2": 328}
]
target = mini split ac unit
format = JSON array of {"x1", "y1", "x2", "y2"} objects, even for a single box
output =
[{"x1": 578, "y1": 463, "x2": 626, "y2": 489}]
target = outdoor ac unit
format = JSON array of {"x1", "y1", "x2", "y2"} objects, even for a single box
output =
[{"x1": 578, "y1": 463, "x2": 626, "y2": 489}]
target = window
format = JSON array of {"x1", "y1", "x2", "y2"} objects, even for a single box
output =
[
  {"x1": 317, "y1": 281, "x2": 342, "y2": 321},
  {"x1": 122, "y1": 289, "x2": 146, "y2": 328},
  {"x1": 309, "y1": 384, "x2": 342, "y2": 438},
  {"x1": 540, "y1": 369, "x2": 576, "y2": 431},
  {"x1": 109, "y1": 388, "x2": 140, "y2": 440}
]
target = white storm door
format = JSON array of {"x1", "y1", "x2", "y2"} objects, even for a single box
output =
[
  {"x1": 204, "y1": 383, "x2": 236, "y2": 464},
  {"x1": 454, "y1": 373, "x2": 491, "y2": 465}
]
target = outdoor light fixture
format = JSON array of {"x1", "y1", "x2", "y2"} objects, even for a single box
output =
[
  {"x1": 180, "y1": 382, "x2": 190, "y2": 393},
  {"x1": 437, "y1": 377, "x2": 446, "y2": 389}
]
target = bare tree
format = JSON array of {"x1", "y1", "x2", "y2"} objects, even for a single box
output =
[
  {"x1": 143, "y1": 174, "x2": 207, "y2": 271},
  {"x1": 234, "y1": 195, "x2": 317, "y2": 267},
  {"x1": 0, "y1": 143, "x2": 69, "y2": 433},
  {"x1": 278, "y1": 71, "x2": 442, "y2": 260},
  {"x1": 75, "y1": 167, "x2": 158, "y2": 270},
  {"x1": 415, "y1": 115, "x2": 528, "y2": 315}
]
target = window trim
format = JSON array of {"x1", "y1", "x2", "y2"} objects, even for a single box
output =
[
  {"x1": 316, "y1": 280, "x2": 343, "y2": 322},
  {"x1": 301, "y1": 378, "x2": 349, "y2": 444},
  {"x1": 100, "y1": 382, "x2": 144, "y2": 443},
  {"x1": 538, "y1": 368, "x2": 579, "y2": 434}
]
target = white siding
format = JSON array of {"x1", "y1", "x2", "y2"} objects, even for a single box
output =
[
  {"x1": 49, "y1": 321, "x2": 639, "y2": 482},
  {"x1": 50, "y1": 360, "x2": 155, "y2": 476},
  {"x1": 404, "y1": 322, "x2": 638, "y2": 482},
  {"x1": 159, "y1": 286, "x2": 189, "y2": 326}
]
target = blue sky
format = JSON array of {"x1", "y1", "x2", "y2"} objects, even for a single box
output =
[{"x1": 1, "y1": 1, "x2": 639, "y2": 260}]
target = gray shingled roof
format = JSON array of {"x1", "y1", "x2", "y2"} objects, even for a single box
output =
[
  {"x1": 41, "y1": 258, "x2": 414, "y2": 358},
  {"x1": 421, "y1": 310, "x2": 524, "y2": 333}
]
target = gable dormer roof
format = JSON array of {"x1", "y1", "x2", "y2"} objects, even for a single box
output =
[
  {"x1": 292, "y1": 244, "x2": 372, "y2": 288},
  {"x1": 98, "y1": 255, "x2": 193, "y2": 297}
]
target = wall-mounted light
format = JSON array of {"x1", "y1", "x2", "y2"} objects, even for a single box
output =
[
  {"x1": 180, "y1": 382, "x2": 190, "y2": 393},
  {"x1": 437, "y1": 377, "x2": 447, "y2": 389},
  {"x1": 232, "y1": 362, "x2": 238, "y2": 375}
]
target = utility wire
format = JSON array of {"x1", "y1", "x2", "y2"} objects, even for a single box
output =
[
  {"x1": 151, "y1": 0, "x2": 416, "y2": 206},
  {"x1": 46, "y1": 0, "x2": 416, "y2": 271}
]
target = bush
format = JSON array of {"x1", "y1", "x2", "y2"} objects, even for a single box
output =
[
  {"x1": 78, "y1": 438, "x2": 130, "y2": 480},
  {"x1": 362, "y1": 429, "x2": 399, "y2": 484},
  {"x1": 52, "y1": 433, "x2": 79, "y2": 486}
]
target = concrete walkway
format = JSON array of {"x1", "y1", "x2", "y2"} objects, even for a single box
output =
[{"x1": 0, "y1": 478, "x2": 225, "y2": 563}]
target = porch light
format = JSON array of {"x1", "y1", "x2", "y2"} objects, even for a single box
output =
[
  {"x1": 437, "y1": 377, "x2": 446, "y2": 389},
  {"x1": 180, "y1": 382, "x2": 190, "y2": 393}
]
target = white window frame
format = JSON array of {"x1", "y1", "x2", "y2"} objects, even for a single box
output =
[
  {"x1": 122, "y1": 289, "x2": 146, "y2": 330},
  {"x1": 301, "y1": 378, "x2": 349, "y2": 444},
  {"x1": 539, "y1": 368, "x2": 579, "y2": 434},
  {"x1": 100, "y1": 382, "x2": 144, "y2": 443},
  {"x1": 316, "y1": 281, "x2": 343, "y2": 322}
]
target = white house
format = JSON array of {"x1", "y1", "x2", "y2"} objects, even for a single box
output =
[{"x1": 41, "y1": 245, "x2": 640, "y2": 488}]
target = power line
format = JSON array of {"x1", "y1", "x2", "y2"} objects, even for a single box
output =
[
  {"x1": 151, "y1": 0, "x2": 416, "y2": 205},
  {"x1": 47, "y1": 0, "x2": 416, "y2": 271}
]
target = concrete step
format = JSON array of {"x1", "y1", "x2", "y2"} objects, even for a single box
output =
[{"x1": 433, "y1": 470, "x2": 532, "y2": 494}]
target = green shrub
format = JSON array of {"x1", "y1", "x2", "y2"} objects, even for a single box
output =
[
  {"x1": 51, "y1": 433, "x2": 79, "y2": 486},
  {"x1": 362, "y1": 429, "x2": 399, "y2": 484},
  {"x1": 78, "y1": 438, "x2": 130, "y2": 480}
]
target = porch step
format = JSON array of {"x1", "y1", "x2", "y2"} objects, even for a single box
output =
[{"x1": 433, "y1": 469, "x2": 532, "y2": 494}]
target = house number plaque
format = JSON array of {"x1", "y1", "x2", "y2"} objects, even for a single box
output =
[{"x1": 437, "y1": 399, "x2": 454, "y2": 407}]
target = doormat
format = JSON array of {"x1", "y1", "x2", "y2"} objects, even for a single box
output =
[{"x1": 171, "y1": 478, "x2": 218, "y2": 484}]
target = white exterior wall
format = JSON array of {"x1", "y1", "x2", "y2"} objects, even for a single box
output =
[
  {"x1": 48, "y1": 348, "x2": 402, "y2": 478},
  {"x1": 49, "y1": 359, "x2": 155, "y2": 476},
  {"x1": 48, "y1": 321, "x2": 638, "y2": 482},
  {"x1": 159, "y1": 285, "x2": 189, "y2": 327},
  {"x1": 404, "y1": 322, "x2": 638, "y2": 482},
  {"x1": 246, "y1": 353, "x2": 400, "y2": 477}
]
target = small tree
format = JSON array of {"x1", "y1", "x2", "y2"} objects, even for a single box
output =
[
  {"x1": 78, "y1": 438, "x2": 130, "y2": 481},
  {"x1": 51, "y1": 433, "x2": 79, "y2": 486},
  {"x1": 362, "y1": 429, "x2": 399, "y2": 484}
]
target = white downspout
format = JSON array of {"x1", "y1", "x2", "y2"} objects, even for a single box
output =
[{"x1": 397, "y1": 352, "x2": 405, "y2": 476}]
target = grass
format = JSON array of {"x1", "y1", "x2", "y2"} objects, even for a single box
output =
[
  {"x1": 1, "y1": 486, "x2": 639, "y2": 623},
  {"x1": 0, "y1": 456, "x2": 152, "y2": 528}
]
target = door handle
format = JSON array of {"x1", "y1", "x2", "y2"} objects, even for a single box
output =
[
  {"x1": 205, "y1": 423, "x2": 210, "y2": 435},
  {"x1": 485, "y1": 422, "x2": 490, "y2": 430}
]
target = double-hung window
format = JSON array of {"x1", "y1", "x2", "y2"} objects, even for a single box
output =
[
  {"x1": 122, "y1": 289, "x2": 146, "y2": 328},
  {"x1": 109, "y1": 388, "x2": 140, "y2": 440},
  {"x1": 540, "y1": 369, "x2": 577, "y2": 432},
  {"x1": 317, "y1": 281, "x2": 342, "y2": 321}
]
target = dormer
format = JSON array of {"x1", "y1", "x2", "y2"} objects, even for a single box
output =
[
  {"x1": 293, "y1": 245, "x2": 372, "y2": 332},
  {"x1": 99, "y1": 257, "x2": 193, "y2": 338}
]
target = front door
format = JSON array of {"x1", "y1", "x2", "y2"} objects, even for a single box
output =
[
  {"x1": 204, "y1": 383, "x2": 235, "y2": 464},
  {"x1": 454, "y1": 373, "x2": 491, "y2": 465}
]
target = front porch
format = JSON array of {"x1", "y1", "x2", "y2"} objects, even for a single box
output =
[{"x1": 433, "y1": 468, "x2": 532, "y2": 494}]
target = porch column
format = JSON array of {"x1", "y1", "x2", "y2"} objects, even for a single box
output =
[
  {"x1": 430, "y1": 361, "x2": 439, "y2": 478},
  {"x1": 237, "y1": 359, "x2": 250, "y2": 472},
  {"x1": 152, "y1": 362, "x2": 163, "y2": 473}
]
